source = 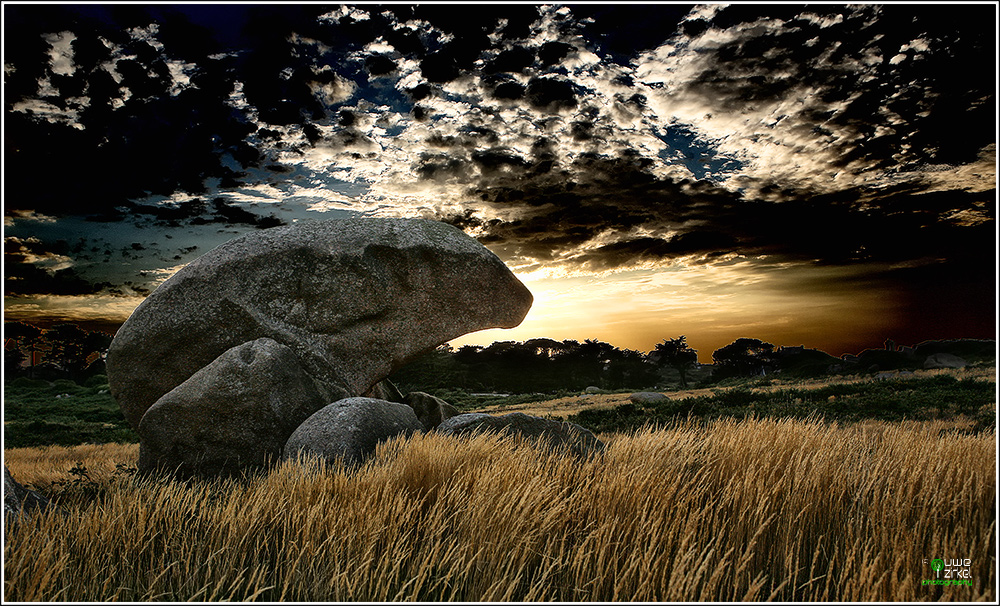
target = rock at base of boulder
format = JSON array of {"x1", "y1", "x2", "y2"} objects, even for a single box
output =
[
  {"x1": 137, "y1": 338, "x2": 334, "y2": 478},
  {"x1": 404, "y1": 391, "x2": 460, "y2": 431},
  {"x1": 435, "y1": 412, "x2": 605, "y2": 459},
  {"x1": 4, "y1": 466, "x2": 53, "y2": 520},
  {"x1": 629, "y1": 392, "x2": 669, "y2": 406},
  {"x1": 283, "y1": 397, "x2": 424, "y2": 467},
  {"x1": 364, "y1": 379, "x2": 405, "y2": 403},
  {"x1": 923, "y1": 353, "x2": 968, "y2": 370}
]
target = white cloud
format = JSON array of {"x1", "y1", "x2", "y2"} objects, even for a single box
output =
[
  {"x1": 4, "y1": 210, "x2": 59, "y2": 226},
  {"x1": 318, "y1": 6, "x2": 370, "y2": 23},
  {"x1": 9, "y1": 98, "x2": 84, "y2": 128},
  {"x1": 42, "y1": 31, "x2": 76, "y2": 76},
  {"x1": 166, "y1": 60, "x2": 197, "y2": 95},
  {"x1": 799, "y1": 12, "x2": 844, "y2": 29}
]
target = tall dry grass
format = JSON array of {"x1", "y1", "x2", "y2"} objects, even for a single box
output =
[{"x1": 3, "y1": 417, "x2": 996, "y2": 602}]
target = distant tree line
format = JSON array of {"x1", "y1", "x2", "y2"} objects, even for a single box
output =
[
  {"x1": 389, "y1": 338, "x2": 663, "y2": 394},
  {"x1": 4, "y1": 321, "x2": 112, "y2": 380},
  {"x1": 391, "y1": 335, "x2": 995, "y2": 395},
  {"x1": 389, "y1": 335, "x2": 778, "y2": 394},
  {"x1": 7, "y1": 318, "x2": 991, "y2": 391}
]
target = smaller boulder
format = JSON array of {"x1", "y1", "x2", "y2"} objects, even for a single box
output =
[
  {"x1": 137, "y1": 338, "x2": 333, "y2": 478},
  {"x1": 629, "y1": 392, "x2": 669, "y2": 406},
  {"x1": 404, "y1": 391, "x2": 460, "y2": 431},
  {"x1": 435, "y1": 412, "x2": 604, "y2": 459},
  {"x1": 584, "y1": 386, "x2": 602, "y2": 394},
  {"x1": 283, "y1": 398, "x2": 424, "y2": 467},
  {"x1": 923, "y1": 353, "x2": 967, "y2": 369}
]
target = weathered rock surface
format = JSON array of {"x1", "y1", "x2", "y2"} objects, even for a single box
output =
[
  {"x1": 137, "y1": 338, "x2": 331, "y2": 477},
  {"x1": 584, "y1": 386, "x2": 602, "y2": 394},
  {"x1": 923, "y1": 353, "x2": 968, "y2": 369},
  {"x1": 629, "y1": 392, "x2": 669, "y2": 406},
  {"x1": 404, "y1": 391, "x2": 460, "y2": 431},
  {"x1": 283, "y1": 398, "x2": 424, "y2": 466},
  {"x1": 107, "y1": 218, "x2": 533, "y2": 431},
  {"x1": 435, "y1": 412, "x2": 605, "y2": 459},
  {"x1": 4, "y1": 466, "x2": 52, "y2": 520}
]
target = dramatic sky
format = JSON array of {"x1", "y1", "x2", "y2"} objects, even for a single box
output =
[{"x1": 3, "y1": 2, "x2": 996, "y2": 361}]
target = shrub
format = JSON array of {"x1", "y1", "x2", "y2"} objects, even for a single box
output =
[
  {"x1": 50, "y1": 378, "x2": 82, "y2": 393},
  {"x1": 83, "y1": 374, "x2": 109, "y2": 387},
  {"x1": 9, "y1": 377, "x2": 50, "y2": 389}
]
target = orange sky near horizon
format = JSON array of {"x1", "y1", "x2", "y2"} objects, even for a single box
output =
[
  {"x1": 448, "y1": 262, "x2": 912, "y2": 363},
  {"x1": 4, "y1": 256, "x2": 924, "y2": 365}
]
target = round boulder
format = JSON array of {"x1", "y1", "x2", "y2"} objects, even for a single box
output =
[{"x1": 282, "y1": 397, "x2": 424, "y2": 467}]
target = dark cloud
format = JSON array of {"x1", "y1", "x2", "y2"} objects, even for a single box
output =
[
  {"x1": 538, "y1": 41, "x2": 575, "y2": 67},
  {"x1": 484, "y1": 47, "x2": 536, "y2": 74},
  {"x1": 3, "y1": 1, "x2": 994, "y2": 345},
  {"x1": 571, "y1": 4, "x2": 694, "y2": 64},
  {"x1": 525, "y1": 77, "x2": 578, "y2": 110},
  {"x1": 4, "y1": 263, "x2": 103, "y2": 296},
  {"x1": 364, "y1": 54, "x2": 397, "y2": 76},
  {"x1": 4, "y1": 237, "x2": 103, "y2": 296},
  {"x1": 666, "y1": 4, "x2": 994, "y2": 175}
]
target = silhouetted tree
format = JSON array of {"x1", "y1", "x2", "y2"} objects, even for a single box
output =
[
  {"x1": 712, "y1": 338, "x2": 776, "y2": 378},
  {"x1": 652, "y1": 336, "x2": 699, "y2": 388}
]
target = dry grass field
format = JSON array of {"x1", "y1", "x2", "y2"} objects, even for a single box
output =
[{"x1": 4, "y1": 416, "x2": 995, "y2": 602}]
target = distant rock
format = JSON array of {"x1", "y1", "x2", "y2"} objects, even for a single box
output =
[
  {"x1": 435, "y1": 412, "x2": 605, "y2": 459},
  {"x1": 283, "y1": 398, "x2": 424, "y2": 467},
  {"x1": 107, "y1": 218, "x2": 533, "y2": 431},
  {"x1": 403, "y1": 391, "x2": 460, "y2": 431},
  {"x1": 4, "y1": 466, "x2": 53, "y2": 522},
  {"x1": 137, "y1": 338, "x2": 331, "y2": 477},
  {"x1": 923, "y1": 353, "x2": 967, "y2": 369},
  {"x1": 629, "y1": 392, "x2": 669, "y2": 406},
  {"x1": 584, "y1": 386, "x2": 602, "y2": 394}
]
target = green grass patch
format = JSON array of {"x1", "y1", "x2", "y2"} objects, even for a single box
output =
[
  {"x1": 3, "y1": 376, "x2": 137, "y2": 448},
  {"x1": 569, "y1": 375, "x2": 997, "y2": 434}
]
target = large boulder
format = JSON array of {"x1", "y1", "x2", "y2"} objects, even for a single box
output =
[
  {"x1": 435, "y1": 412, "x2": 605, "y2": 459},
  {"x1": 137, "y1": 338, "x2": 331, "y2": 477},
  {"x1": 403, "y1": 391, "x2": 460, "y2": 431},
  {"x1": 282, "y1": 398, "x2": 424, "y2": 467},
  {"x1": 107, "y1": 218, "x2": 532, "y2": 431},
  {"x1": 4, "y1": 466, "x2": 52, "y2": 520},
  {"x1": 923, "y1": 353, "x2": 967, "y2": 369}
]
